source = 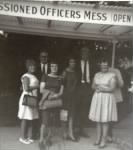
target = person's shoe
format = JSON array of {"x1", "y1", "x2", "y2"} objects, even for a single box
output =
[
  {"x1": 99, "y1": 140, "x2": 107, "y2": 149},
  {"x1": 28, "y1": 138, "x2": 35, "y2": 143},
  {"x1": 65, "y1": 135, "x2": 78, "y2": 142},
  {"x1": 19, "y1": 138, "x2": 31, "y2": 144}
]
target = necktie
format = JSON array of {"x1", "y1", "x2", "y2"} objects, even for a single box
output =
[
  {"x1": 83, "y1": 61, "x2": 87, "y2": 82},
  {"x1": 42, "y1": 64, "x2": 45, "y2": 73}
]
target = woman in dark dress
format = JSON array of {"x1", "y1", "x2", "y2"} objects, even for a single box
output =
[
  {"x1": 62, "y1": 58, "x2": 78, "y2": 141},
  {"x1": 39, "y1": 62, "x2": 64, "y2": 149}
]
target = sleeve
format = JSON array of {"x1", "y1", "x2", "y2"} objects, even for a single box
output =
[
  {"x1": 115, "y1": 69, "x2": 124, "y2": 88},
  {"x1": 21, "y1": 75, "x2": 30, "y2": 92}
]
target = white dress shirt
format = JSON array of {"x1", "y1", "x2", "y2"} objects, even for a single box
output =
[{"x1": 41, "y1": 63, "x2": 48, "y2": 74}]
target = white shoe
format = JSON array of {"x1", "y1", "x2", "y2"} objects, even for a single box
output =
[
  {"x1": 19, "y1": 138, "x2": 31, "y2": 144},
  {"x1": 28, "y1": 138, "x2": 35, "y2": 143}
]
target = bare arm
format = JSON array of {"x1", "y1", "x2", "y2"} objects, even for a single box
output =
[
  {"x1": 40, "y1": 82, "x2": 46, "y2": 93},
  {"x1": 92, "y1": 75, "x2": 98, "y2": 90},
  {"x1": 39, "y1": 82, "x2": 49, "y2": 106}
]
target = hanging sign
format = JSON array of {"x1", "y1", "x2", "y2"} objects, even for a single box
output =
[{"x1": 0, "y1": 1, "x2": 133, "y2": 26}]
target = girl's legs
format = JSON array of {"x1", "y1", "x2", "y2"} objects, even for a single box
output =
[
  {"x1": 39, "y1": 124, "x2": 48, "y2": 150},
  {"x1": 108, "y1": 123, "x2": 113, "y2": 142},
  {"x1": 31, "y1": 119, "x2": 40, "y2": 140},
  {"x1": 95, "y1": 123, "x2": 102, "y2": 145},
  {"x1": 39, "y1": 124, "x2": 48, "y2": 143},
  {"x1": 30, "y1": 119, "x2": 38, "y2": 141},
  {"x1": 46, "y1": 127, "x2": 52, "y2": 146},
  {"x1": 20, "y1": 119, "x2": 29, "y2": 139},
  {"x1": 39, "y1": 110, "x2": 51, "y2": 149},
  {"x1": 68, "y1": 116, "x2": 75, "y2": 140},
  {"x1": 100, "y1": 123, "x2": 109, "y2": 147}
]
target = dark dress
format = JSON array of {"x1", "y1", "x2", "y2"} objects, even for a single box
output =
[
  {"x1": 40, "y1": 74, "x2": 63, "y2": 125},
  {"x1": 63, "y1": 69, "x2": 78, "y2": 117}
]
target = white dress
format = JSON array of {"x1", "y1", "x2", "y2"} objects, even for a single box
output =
[
  {"x1": 18, "y1": 73, "x2": 39, "y2": 120},
  {"x1": 89, "y1": 72, "x2": 118, "y2": 123}
]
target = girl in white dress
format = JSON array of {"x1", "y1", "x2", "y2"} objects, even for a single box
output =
[
  {"x1": 18, "y1": 59, "x2": 39, "y2": 144},
  {"x1": 89, "y1": 59, "x2": 118, "y2": 148}
]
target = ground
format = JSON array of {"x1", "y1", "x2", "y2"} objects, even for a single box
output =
[
  {"x1": 0, "y1": 127, "x2": 119, "y2": 150},
  {"x1": 0, "y1": 113, "x2": 132, "y2": 150},
  {"x1": 0, "y1": 95, "x2": 132, "y2": 150}
]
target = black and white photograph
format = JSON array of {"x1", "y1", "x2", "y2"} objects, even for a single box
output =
[{"x1": 0, "y1": 1, "x2": 133, "y2": 150}]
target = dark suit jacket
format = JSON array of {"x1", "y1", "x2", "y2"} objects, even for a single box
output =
[{"x1": 73, "y1": 58, "x2": 96, "y2": 108}]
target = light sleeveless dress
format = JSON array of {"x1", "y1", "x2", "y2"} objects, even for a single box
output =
[
  {"x1": 18, "y1": 73, "x2": 39, "y2": 120},
  {"x1": 89, "y1": 72, "x2": 118, "y2": 123}
]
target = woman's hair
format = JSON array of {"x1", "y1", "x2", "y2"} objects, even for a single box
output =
[
  {"x1": 67, "y1": 56, "x2": 76, "y2": 63},
  {"x1": 49, "y1": 61, "x2": 59, "y2": 74},
  {"x1": 50, "y1": 60, "x2": 58, "y2": 66},
  {"x1": 99, "y1": 58, "x2": 110, "y2": 66},
  {"x1": 25, "y1": 59, "x2": 36, "y2": 70},
  {"x1": 68, "y1": 57, "x2": 76, "y2": 61}
]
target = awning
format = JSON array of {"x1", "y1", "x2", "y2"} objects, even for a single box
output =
[{"x1": 0, "y1": 1, "x2": 132, "y2": 41}]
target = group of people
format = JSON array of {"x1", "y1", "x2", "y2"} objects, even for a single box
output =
[{"x1": 17, "y1": 46, "x2": 125, "y2": 149}]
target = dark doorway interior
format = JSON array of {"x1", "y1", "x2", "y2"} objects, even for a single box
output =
[
  {"x1": 0, "y1": 33, "x2": 112, "y2": 93},
  {"x1": 0, "y1": 33, "x2": 132, "y2": 126}
]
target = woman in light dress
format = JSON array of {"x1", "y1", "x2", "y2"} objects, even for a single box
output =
[
  {"x1": 89, "y1": 59, "x2": 118, "y2": 148},
  {"x1": 18, "y1": 59, "x2": 39, "y2": 144}
]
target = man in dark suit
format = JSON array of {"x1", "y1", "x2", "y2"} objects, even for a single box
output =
[
  {"x1": 36, "y1": 50, "x2": 49, "y2": 80},
  {"x1": 75, "y1": 43, "x2": 95, "y2": 138}
]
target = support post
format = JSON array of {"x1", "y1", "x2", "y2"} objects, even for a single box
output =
[{"x1": 111, "y1": 40, "x2": 117, "y2": 68}]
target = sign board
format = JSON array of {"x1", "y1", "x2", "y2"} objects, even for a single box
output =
[{"x1": 0, "y1": 1, "x2": 133, "y2": 26}]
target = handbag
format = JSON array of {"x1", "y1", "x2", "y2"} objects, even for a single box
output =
[
  {"x1": 43, "y1": 98, "x2": 62, "y2": 109},
  {"x1": 39, "y1": 90, "x2": 63, "y2": 110},
  {"x1": 22, "y1": 94, "x2": 38, "y2": 108}
]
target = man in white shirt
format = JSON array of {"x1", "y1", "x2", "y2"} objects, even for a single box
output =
[{"x1": 36, "y1": 50, "x2": 49, "y2": 80}]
